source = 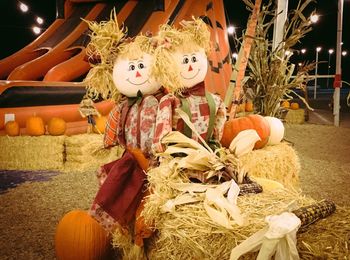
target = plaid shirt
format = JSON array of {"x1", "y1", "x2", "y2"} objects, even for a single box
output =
[
  {"x1": 152, "y1": 88, "x2": 226, "y2": 153},
  {"x1": 104, "y1": 96, "x2": 160, "y2": 156}
]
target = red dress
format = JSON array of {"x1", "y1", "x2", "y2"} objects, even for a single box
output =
[{"x1": 90, "y1": 90, "x2": 164, "y2": 233}]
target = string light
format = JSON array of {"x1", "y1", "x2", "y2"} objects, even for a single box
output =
[
  {"x1": 227, "y1": 26, "x2": 235, "y2": 35},
  {"x1": 19, "y1": 2, "x2": 29, "y2": 12},
  {"x1": 32, "y1": 26, "x2": 41, "y2": 35},
  {"x1": 310, "y1": 14, "x2": 319, "y2": 23},
  {"x1": 36, "y1": 17, "x2": 44, "y2": 25}
]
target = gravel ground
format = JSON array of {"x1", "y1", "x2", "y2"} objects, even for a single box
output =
[
  {"x1": 284, "y1": 123, "x2": 350, "y2": 206},
  {"x1": 0, "y1": 123, "x2": 349, "y2": 259}
]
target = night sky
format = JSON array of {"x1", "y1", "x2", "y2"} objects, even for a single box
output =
[{"x1": 0, "y1": 0, "x2": 349, "y2": 83}]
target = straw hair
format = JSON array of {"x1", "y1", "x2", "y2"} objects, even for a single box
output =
[
  {"x1": 83, "y1": 9, "x2": 126, "y2": 101},
  {"x1": 84, "y1": 10, "x2": 158, "y2": 101},
  {"x1": 153, "y1": 17, "x2": 211, "y2": 93}
]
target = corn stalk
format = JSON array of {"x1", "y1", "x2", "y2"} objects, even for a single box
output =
[{"x1": 244, "y1": 0, "x2": 316, "y2": 117}]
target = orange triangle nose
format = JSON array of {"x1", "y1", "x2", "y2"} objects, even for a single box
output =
[
  {"x1": 136, "y1": 71, "x2": 141, "y2": 77},
  {"x1": 188, "y1": 65, "x2": 193, "y2": 72}
]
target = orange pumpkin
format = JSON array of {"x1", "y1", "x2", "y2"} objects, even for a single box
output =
[
  {"x1": 221, "y1": 114, "x2": 270, "y2": 149},
  {"x1": 281, "y1": 101, "x2": 290, "y2": 108},
  {"x1": 290, "y1": 102, "x2": 300, "y2": 110},
  {"x1": 5, "y1": 121, "x2": 20, "y2": 136},
  {"x1": 245, "y1": 101, "x2": 254, "y2": 112},
  {"x1": 47, "y1": 117, "x2": 66, "y2": 136},
  {"x1": 55, "y1": 210, "x2": 111, "y2": 260},
  {"x1": 26, "y1": 116, "x2": 45, "y2": 136},
  {"x1": 93, "y1": 116, "x2": 107, "y2": 134}
]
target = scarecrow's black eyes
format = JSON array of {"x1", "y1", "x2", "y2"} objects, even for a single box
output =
[
  {"x1": 129, "y1": 64, "x2": 136, "y2": 71},
  {"x1": 138, "y1": 63, "x2": 145, "y2": 69},
  {"x1": 191, "y1": 56, "x2": 197, "y2": 62},
  {"x1": 182, "y1": 57, "x2": 189, "y2": 64}
]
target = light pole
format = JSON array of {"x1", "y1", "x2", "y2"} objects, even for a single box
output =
[
  {"x1": 334, "y1": 0, "x2": 344, "y2": 127},
  {"x1": 327, "y1": 49, "x2": 334, "y2": 88},
  {"x1": 314, "y1": 47, "x2": 322, "y2": 99}
]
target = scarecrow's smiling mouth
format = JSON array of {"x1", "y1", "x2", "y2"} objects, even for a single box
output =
[
  {"x1": 127, "y1": 78, "x2": 150, "y2": 85},
  {"x1": 180, "y1": 69, "x2": 200, "y2": 80}
]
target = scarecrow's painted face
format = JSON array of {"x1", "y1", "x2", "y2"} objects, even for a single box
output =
[
  {"x1": 172, "y1": 48, "x2": 208, "y2": 88},
  {"x1": 112, "y1": 53, "x2": 161, "y2": 97}
]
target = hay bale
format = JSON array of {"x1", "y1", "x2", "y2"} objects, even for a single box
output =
[
  {"x1": 239, "y1": 142, "x2": 300, "y2": 188},
  {"x1": 145, "y1": 190, "x2": 314, "y2": 260},
  {"x1": 0, "y1": 135, "x2": 65, "y2": 170},
  {"x1": 64, "y1": 134, "x2": 124, "y2": 173},
  {"x1": 111, "y1": 160, "x2": 347, "y2": 259},
  {"x1": 285, "y1": 109, "x2": 305, "y2": 124},
  {"x1": 112, "y1": 160, "x2": 310, "y2": 259}
]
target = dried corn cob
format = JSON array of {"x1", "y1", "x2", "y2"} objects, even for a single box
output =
[
  {"x1": 292, "y1": 199, "x2": 336, "y2": 229},
  {"x1": 238, "y1": 181, "x2": 263, "y2": 196}
]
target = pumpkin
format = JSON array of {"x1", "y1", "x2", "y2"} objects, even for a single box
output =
[
  {"x1": 264, "y1": 116, "x2": 285, "y2": 145},
  {"x1": 47, "y1": 117, "x2": 66, "y2": 136},
  {"x1": 26, "y1": 116, "x2": 45, "y2": 136},
  {"x1": 245, "y1": 101, "x2": 254, "y2": 112},
  {"x1": 221, "y1": 114, "x2": 270, "y2": 149},
  {"x1": 5, "y1": 120, "x2": 20, "y2": 136},
  {"x1": 290, "y1": 102, "x2": 300, "y2": 110},
  {"x1": 93, "y1": 116, "x2": 107, "y2": 134},
  {"x1": 55, "y1": 210, "x2": 111, "y2": 260},
  {"x1": 281, "y1": 101, "x2": 290, "y2": 108}
]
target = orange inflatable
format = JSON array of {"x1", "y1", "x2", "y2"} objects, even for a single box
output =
[{"x1": 0, "y1": 0, "x2": 232, "y2": 136}]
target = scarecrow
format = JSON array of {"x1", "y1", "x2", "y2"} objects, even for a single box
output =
[
  {"x1": 83, "y1": 12, "x2": 166, "y2": 239},
  {"x1": 152, "y1": 18, "x2": 226, "y2": 154}
]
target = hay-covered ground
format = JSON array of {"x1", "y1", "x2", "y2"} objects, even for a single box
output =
[{"x1": 0, "y1": 123, "x2": 349, "y2": 259}]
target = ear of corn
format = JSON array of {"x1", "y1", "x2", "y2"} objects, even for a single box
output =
[
  {"x1": 238, "y1": 182, "x2": 263, "y2": 195},
  {"x1": 292, "y1": 199, "x2": 336, "y2": 229}
]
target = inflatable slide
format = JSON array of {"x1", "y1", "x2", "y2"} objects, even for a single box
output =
[{"x1": 0, "y1": 0, "x2": 232, "y2": 135}]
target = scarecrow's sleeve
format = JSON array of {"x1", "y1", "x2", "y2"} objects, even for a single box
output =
[
  {"x1": 104, "y1": 105, "x2": 121, "y2": 148},
  {"x1": 152, "y1": 94, "x2": 178, "y2": 153},
  {"x1": 212, "y1": 94, "x2": 227, "y2": 142}
]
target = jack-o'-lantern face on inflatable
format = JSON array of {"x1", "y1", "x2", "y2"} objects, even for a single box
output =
[
  {"x1": 172, "y1": 48, "x2": 208, "y2": 88},
  {"x1": 112, "y1": 53, "x2": 161, "y2": 97}
]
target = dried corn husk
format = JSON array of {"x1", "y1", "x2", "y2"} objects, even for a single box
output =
[{"x1": 229, "y1": 129, "x2": 261, "y2": 157}]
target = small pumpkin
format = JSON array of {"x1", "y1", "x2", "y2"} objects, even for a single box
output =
[
  {"x1": 93, "y1": 116, "x2": 107, "y2": 134},
  {"x1": 5, "y1": 120, "x2": 20, "y2": 136},
  {"x1": 55, "y1": 210, "x2": 111, "y2": 260},
  {"x1": 47, "y1": 117, "x2": 66, "y2": 136},
  {"x1": 281, "y1": 101, "x2": 290, "y2": 108},
  {"x1": 221, "y1": 114, "x2": 270, "y2": 149},
  {"x1": 290, "y1": 102, "x2": 300, "y2": 110},
  {"x1": 264, "y1": 116, "x2": 285, "y2": 145},
  {"x1": 245, "y1": 101, "x2": 254, "y2": 112},
  {"x1": 26, "y1": 116, "x2": 45, "y2": 136}
]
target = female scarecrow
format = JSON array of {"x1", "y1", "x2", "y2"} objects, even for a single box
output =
[{"x1": 83, "y1": 12, "x2": 165, "y2": 236}]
